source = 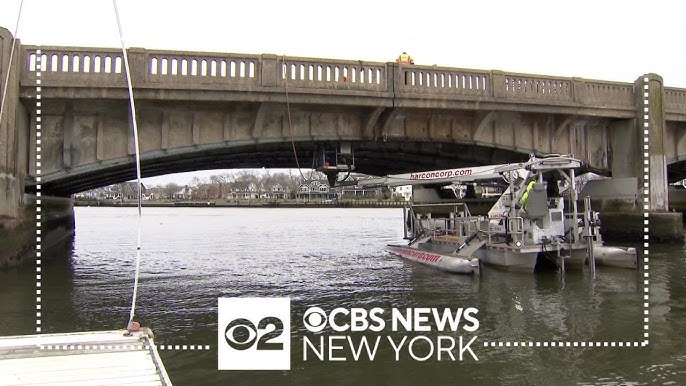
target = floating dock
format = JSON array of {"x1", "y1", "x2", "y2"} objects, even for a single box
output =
[{"x1": 0, "y1": 329, "x2": 172, "y2": 385}]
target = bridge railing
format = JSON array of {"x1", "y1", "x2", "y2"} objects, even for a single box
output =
[
  {"x1": 276, "y1": 56, "x2": 388, "y2": 93},
  {"x1": 21, "y1": 47, "x2": 393, "y2": 96},
  {"x1": 394, "y1": 66, "x2": 637, "y2": 109},
  {"x1": 22, "y1": 46, "x2": 668, "y2": 114},
  {"x1": 142, "y1": 49, "x2": 261, "y2": 88},
  {"x1": 576, "y1": 80, "x2": 634, "y2": 107},
  {"x1": 395, "y1": 65, "x2": 490, "y2": 97},
  {"x1": 665, "y1": 87, "x2": 686, "y2": 115},
  {"x1": 494, "y1": 71, "x2": 572, "y2": 102},
  {"x1": 23, "y1": 46, "x2": 127, "y2": 87}
]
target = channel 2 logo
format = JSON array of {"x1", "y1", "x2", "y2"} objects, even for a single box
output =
[{"x1": 218, "y1": 297, "x2": 290, "y2": 370}]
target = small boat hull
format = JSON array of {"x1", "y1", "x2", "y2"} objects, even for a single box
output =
[
  {"x1": 594, "y1": 245, "x2": 638, "y2": 269},
  {"x1": 564, "y1": 245, "x2": 638, "y2": 269},
  {"x1": 387, "y1": 244, "x2": 479, "y2": 274},
  {"x1": 474, "y1": 245, "x2": 539, "y2": 272}
]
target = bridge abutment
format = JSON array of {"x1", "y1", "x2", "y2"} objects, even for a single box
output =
[
  {"x1": 1, "y1": 27, "x2": 32, "y2": 266},
  {"x1": 0, "y1": 195, "x2": 74, "y2": 268},
  {"x1": 1, "y1": 28, "x2": 73, "y2": 266},
  {"x1": 0, "y1": 27, "x2": 25, "y2": 221}
]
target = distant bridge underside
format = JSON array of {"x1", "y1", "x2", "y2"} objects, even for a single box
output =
[
  {"x1": 34, "y1": 140, "x2": 535, "y2": 196},
  {"x1": 666, "y1": 121, "x2": 686, "y2": 182},
  {"x1": 26, "y1": 95, "x2": 616, "y2": 196}
]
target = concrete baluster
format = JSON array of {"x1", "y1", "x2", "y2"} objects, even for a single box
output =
[
  {"x1": 261, "y1": 54, "x2": 278, "y2": 87},
  {"x1": 491, "y1": 70, "x2": 505, "y2": 98},
  {"x1": 572, "y1": 77, "x2": 586, "y2": 105}
]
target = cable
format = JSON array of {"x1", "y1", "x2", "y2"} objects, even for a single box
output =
[
  {"x1": 281, "y1": 56, "x2": 306, "y2": 181},
  {"x1": 0, "y1": 0, "x2": 24, "y2": 137},
  {"x1": 113, "y1": 0, "x2": 143, "y2": 330}
]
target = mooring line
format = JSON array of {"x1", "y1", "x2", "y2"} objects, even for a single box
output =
[{"x1": 112, "y1": 0, "x2": 143, "y2": 329}]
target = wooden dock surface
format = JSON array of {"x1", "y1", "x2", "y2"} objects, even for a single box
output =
[{"x1": 0, "y1": 330, "x2": 172, "y2": 385}]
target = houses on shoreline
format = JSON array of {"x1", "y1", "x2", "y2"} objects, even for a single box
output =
[{"x1": 75, "y1": 174, "x2": 413, "y2": 203}]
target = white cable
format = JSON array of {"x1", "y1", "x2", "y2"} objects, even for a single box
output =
[
  {"x1": 0, "y1": 0, "x2": 24, "y2": 134},
  {"x1": 112, "y1": 0, "x2": 143, "y2": 328}
]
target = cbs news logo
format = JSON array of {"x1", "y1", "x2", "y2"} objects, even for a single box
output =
[{"x1": 218, "y1": 297, "x2": 290, "y2": 370}]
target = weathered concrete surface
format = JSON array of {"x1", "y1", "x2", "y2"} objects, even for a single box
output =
[
  {"x1": 599, "y1": 212, "x2": 683, "y2": 242},
  {"x1": 0, "y1": 195, "x2": 74, "y2": 268},
  {"x1": 581, "y1": 178, "x2": 639, "y2": 212},
  {"x1": 0, "y1": 27, "x2": 41, "y2": 267},
  {"x1": 31, "y1": 98, "x2": 618, "y2": 195},
  {"x1": 581, "y1": 178, "x2": 683, "y2": 241},
  {"x1": 580, "y1": 75, "x2": 683, "y2": 241},
  {"x1": 0, "y1": 208, "x2": 35, "y2": 267},
  {"x1": 0, "y1": 27, "x2": 28, "y2": 220},
  {"x1": 640, "y1": 74, "x2": 669, "y2": 211}
]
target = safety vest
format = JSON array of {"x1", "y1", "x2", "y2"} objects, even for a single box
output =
[
  {"x1": 397, "y1": 53, "x2": 412, "y2": 64},
  {"x1": 519, "y1": 181, "x2": 536, "y2": 208}
]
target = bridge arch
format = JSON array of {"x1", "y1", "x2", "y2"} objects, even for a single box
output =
[
  {"x1": 40, "y1": 139, "x2": 534, "y2": 196},
  {"x1": 31, "y1": 98, "x2": 611, "y2": 195}
]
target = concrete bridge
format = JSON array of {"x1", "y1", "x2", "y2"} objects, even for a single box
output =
[{"x1": 1, "y1": 26, "x2": 686, "y2": 264}]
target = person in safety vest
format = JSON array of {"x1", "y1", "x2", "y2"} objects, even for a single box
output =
[
  {"x1": 519, "y1": 180, "x2": 536, "y2": 209},
  {"x1": 396, "y1": 52, "x2": 414, "y2": 65}
]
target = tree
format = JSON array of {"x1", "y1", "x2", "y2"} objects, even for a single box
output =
[
  {"x1": 191, "y1": 177, "x2": 209, "y2": 200},
  {"x1": 272, "y1": 171, "x2": 302, "y2": 199},
  {"x1": 164, "y1": 183, "x2": 180, "y2": 199}
]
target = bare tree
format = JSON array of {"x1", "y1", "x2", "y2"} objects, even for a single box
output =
[
  {"x1": 272, "y1": 171, "x2": 301, "y2": 199},
  {"x1": 191, "y1": 177, "x2": 209, "y2": 199},
  {"x1": 164, "y1": 183, "x2": 180, "y2": 199}
]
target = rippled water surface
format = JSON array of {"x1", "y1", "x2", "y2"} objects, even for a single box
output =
[{"x1": 2, "y1": 206, "x2": 686, "y2": 385}]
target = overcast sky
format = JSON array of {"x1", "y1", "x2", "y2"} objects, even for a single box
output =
[{"x1": 1, "y1": 0, "x2": 684, "y2": 185}]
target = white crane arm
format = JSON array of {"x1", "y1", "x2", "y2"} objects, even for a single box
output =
[{"x1": 356, "y1": 155, "x2": 581, "y2": 188}]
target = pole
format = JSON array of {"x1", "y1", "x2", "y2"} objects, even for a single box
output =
[
  {"x1": 584, "y1": 195, "x2": 596, "y2": 278},
  {"x1": 570, "y1": 168, "x2": 578, "y2": 244}
]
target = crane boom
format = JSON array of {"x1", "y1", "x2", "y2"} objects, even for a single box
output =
[{"x1": 356, "y1": 155, "x2": 581, "y2": 187}]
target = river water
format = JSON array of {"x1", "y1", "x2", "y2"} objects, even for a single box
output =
[{"x1": 1, "y1": 206, "x2": 686, "y2": 385}]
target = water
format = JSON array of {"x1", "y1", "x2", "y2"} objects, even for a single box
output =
[{"x1": 2, "y1": 206, "x2": 686, "y2": 385}]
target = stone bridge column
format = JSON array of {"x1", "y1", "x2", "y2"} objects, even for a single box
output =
[
  {"x1": 595, "y1": 74, "x2": 682, "y2": 240},
  {"x1": 0, "y1": 30, "x2": 75, "y2": 267},
  {"x1": 0, "y1": 26, "x2": 36, "y2": 267},
  {"x1": 639, "y1": 74, "x2": 669, "y2": 211},
  {"x1": 641, "y1": 74, "x2": 682, "y2": 239},
  {"x1": 0, "y1": 26, "x2": 22, "y2": 220}
]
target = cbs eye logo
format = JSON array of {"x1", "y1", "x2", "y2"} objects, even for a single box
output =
[
  {"x1": 224, "y1": 317, "x2": 284, "y2": 351},
  {"x1": 303, "y1": 307, "x2": 327, "y2": 332}
]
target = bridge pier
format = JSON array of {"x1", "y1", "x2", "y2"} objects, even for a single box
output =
[
  {"x1": 1, "y1": 27, "x2": 25, "y2": 221},
  {"x1": 584, "y1": 75, "x2": 682, "y2": 241},
  {"x1": 1, "y1": 28, "x2": 74, "y2": 266},
  {"x1": 1, "y1": 196, "x2": 74, "y2": 267},
  {"x1": 1, "y1": 26, "x2": 32, "y2": 266}
]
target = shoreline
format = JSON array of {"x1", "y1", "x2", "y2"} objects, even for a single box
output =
[{"x1": 73, "y1": 200, "x2": 407, "y2": 208}]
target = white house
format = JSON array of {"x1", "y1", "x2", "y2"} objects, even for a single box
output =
[
  {"x1": 392, "y1": 185, "x2": 412, "y2": 201},
  {"x1": 172, "y1": 185, "x2": 193, "y2": 200}
]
